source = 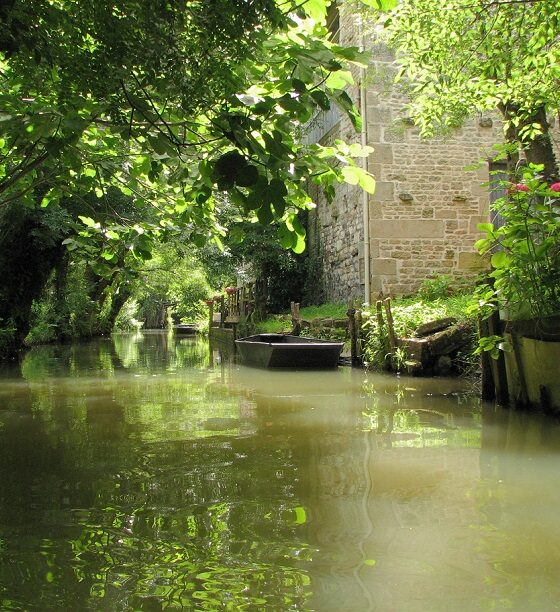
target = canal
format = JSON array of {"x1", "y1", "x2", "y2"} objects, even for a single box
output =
[{"x1": 0, "y1": 331, "x2": 559, "y2": 610}]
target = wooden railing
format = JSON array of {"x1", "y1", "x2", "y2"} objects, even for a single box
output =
[{"x1": 206, "y1": 284, "x2": 255, "y2": 328}]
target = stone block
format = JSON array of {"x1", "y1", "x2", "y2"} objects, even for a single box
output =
[
  {"x1": 471, "y1": 181, "x2": 490, "y2": 197},
  {"x1": 415, "y1": 317, "x2": 458, "y2": 337},
  {"x1": 373, "y1": 181, "x2": 394, "y2": 202},
  {"x1": 371, "y1": 258, "x2": 397, "y2": 276},
  {"x1": 369, "y1": 163, "x2": 382, "y2": 179},
  {"x1": 365, "y1": 124, "x2": 381, "y2": 142},
  {"x1": 458, "y1": 251, "x2": 486, "y2": 271},
  {"x1": 372, "y1": 219, "x2": 444, "y2": 239},
  {"x1": 398, "y1": 192, "x2": 414, "y2": 201},
  {"x1": 368, "y1": 202, "x2": 383, "y2": 219},
  {"x1": 382, "y1": 125, "x2": 406, "y2": 143},
  {"x1": 469, "y1": 215, "x2": 489, "y2": 233},
  {"x1": 369, "y1": 144, "x2": 393, "y2": 165},
  {"x1": 370, "y1": 276, "x2": 383, "y2": 292}
]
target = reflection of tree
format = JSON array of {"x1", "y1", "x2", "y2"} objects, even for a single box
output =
[
  {"x1": 113, "y1": 332, "x2": 211, "y2": 373},
  {"x1": 2, "y1": 335, "x2": 314, "y2": 609}
]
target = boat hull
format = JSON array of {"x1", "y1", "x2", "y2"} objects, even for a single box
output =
[
  {"x1": 235, "y1": 334, "x2": 344, "y2": 369},
  {"x1": 174, "y1": 324, "x2": 198, "y2": 335}
]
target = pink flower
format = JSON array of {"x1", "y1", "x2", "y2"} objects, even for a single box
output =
[
  {"x1": 511, "y1": 183, "x2": 530, "y2": 192},
  {"x1": 550, "y1": 182, "x2": 560, "y2": 192}
]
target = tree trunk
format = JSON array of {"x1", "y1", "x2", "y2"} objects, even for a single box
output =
[
  {"x1": 0, "y1": 202, "x2": 64, "y2": 358},
  {"x1": 501, "y1": 104, "x2": 559, "y2": 180},
  {"x1": 254, "y1": 265, "x2": 268, "y2": 321}
]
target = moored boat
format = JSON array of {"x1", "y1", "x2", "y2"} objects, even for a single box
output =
[
  {"x1": 235, "y1": 334, "x2": 344, "y2": 369},
  {"x1": 173, "y1": 324, "x2": 199, "y2": 335}
]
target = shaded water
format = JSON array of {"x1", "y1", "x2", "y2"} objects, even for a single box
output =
[{"x1": 0, "y1": 331, "x2": 559, "y2": 611}]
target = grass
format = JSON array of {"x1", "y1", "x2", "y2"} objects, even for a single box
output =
[
  {"x1": 299, "y1": 303, "x2": 348, "y2": 319},
  {"x1": 366, "y1": 293, "x2": 475, "y2": 338},
  {"x1": 254, "y1": 302, "x2": 348, "y2": 334}
]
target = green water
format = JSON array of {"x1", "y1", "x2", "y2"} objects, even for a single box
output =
[{"x1": 0, "y1": 331, "x2": 559, "y2": 611}]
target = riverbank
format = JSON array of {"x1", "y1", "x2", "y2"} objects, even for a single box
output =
[{"x1": 254, "y1": 293, "x2": 477, "y2": 376}]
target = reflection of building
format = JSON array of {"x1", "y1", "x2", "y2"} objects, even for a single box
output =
[
  {"x1": 304, "y1": 427, "x2": 483, "y2": 610},
  {"x1": 307, "y1": 6, "x2": 503, "y2": 301}
]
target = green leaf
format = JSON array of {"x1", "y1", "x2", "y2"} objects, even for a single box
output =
[
  {"x1": 477, "y1": 223, "x2": 495, "y2": 233},
  {"x1": 293, "y1": 506, "x2": 307, "y2": 524},
  {"x1": 325, "y1": 70, "x2": 354, "y2": 90},
  {"x1": 257, "y1": 202, "x2": 274, "y2": 224},
  {"x1": 341, "y1": 165, "x2": 376, "y2": 193},
  {"x1": 360, "y1": 0, "x2": 398, "y2": 9},
  {"x1": 229, "y1": 226, "x2": 245, "y2": 244},
  {"x1": 191, "y1": 233, "x2": 207, "y2": 247},
  {"x1": 292, "y1": 233, "x2": 306, "y2": 254},
  {"x1": 310, "y1": 90, "x2": 331, "y2": 110},
  {"x1": 474, "y1": 238, "x2": 491, "y2": 253},
  {"x1": 78, "y1": 216, "x2": 98, "y2": 228},
  {"x1": 235, "y1": 164, "x2": 259, "y2": 187},
  {"x1": 263, "y1": 132, "x2": 293, "y2": 161},
  {"x1": 491, "y1": 251, "x2": 509, "y2": 269},
  {"x1": 302, "y1": 0, "x2": 328, "y2": 21},
  {"x1": 271, "y1": 197, "x2": 286, "y2": 217},
  {"x1": 278, "y1": 223, "x2": 297, "y2": 249}
]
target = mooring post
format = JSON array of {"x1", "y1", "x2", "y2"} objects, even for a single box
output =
[
  {"x1": 219, "y1": 295, "x2": 226, "y2": 328},
  {"x1": 487, "y1": 310, "x2": 509, "y2": 406},
  {"x1": 478, "y1": 317, "x2": 495, "y2": 401},
  {"x1": 356, "y1": 308, "x2": 363, "y2": 360},
  {"x1": 383, "y1": 297, "x2": 398, "y2": 369},
  {"x1": 290, "y1": 301, "x2": 301, "y2": 336},
  {"x1": 347, "y1": 299, "x2": 358, "y2": 366},
  {"x1": 508, "y1": 324, "x2": 528, "y2": 406}
]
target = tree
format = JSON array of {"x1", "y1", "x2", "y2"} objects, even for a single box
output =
[
  {"x1": 1, "y1": 0, "x2": 400, "y2": 356},
  {"x1": 383, "y1": 0, "x2": 560, "y2": 176},
  {"x1": 0, "y1": 0, "x2": 379, "y2": 352}
]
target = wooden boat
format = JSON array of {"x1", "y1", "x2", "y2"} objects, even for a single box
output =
[
  {"x1": 235, "y1": 334, "x2": 344, "y2": 369},
  {"x1": 173, "y1": 323, "x2": 199, "y2": 335}
]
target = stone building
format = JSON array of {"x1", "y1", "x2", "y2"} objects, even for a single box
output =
[{"x1": 306, "y1": 6, "x2": 503, "y2": 302}]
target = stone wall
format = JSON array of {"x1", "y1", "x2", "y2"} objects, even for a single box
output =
[{"x1": 308, "y1": 9, "x2": 503, "y2": 301}]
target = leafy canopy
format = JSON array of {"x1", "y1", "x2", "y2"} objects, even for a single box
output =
[
  {"x1": 383, "y1": 0, "x2": 560, "y2": 139},
  {"x1": 0, "y1": 0, "x2": 394, "y2": 276}
]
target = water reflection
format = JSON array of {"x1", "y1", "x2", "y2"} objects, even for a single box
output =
[{"x1": 0, "y1": 332, "x2": 558, "y2": 610}]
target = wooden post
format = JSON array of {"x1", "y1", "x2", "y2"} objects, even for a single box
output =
[
  {"x1": 376, "y1": 299, "x2": 390, "y2": 369},
  {"x1": 356, "y1": 309, "x2": 363, "y2": 360},
  {"x1": 239, "y1": 287, "x2": 245, "y2": 317},
  {"x1": 383, "y1": 297, "x2": 398, "y2": 359},
  {"x1": 508, "y1": 325, "x2": 528, "y2": 406},
  {"x1": 219, "y1": 296, "x2": 225, "y2": 328},
  {"x1": 207, "y1": 301, "x2": 214, "y2": 330},
  {"x1": 487, "y1": 310, "x2": 509, "y2": 406},
  {"x1": 347, "y1": 300, "x2": 358, "y2": 365},
  {"x1": 478, "y1": 317, "x2": 495, "y2": 401},
  {"x1": 290, "y1": 301, "x2": 301, "y2": 336},
  {"x1": 375, "y1": 299, "x2": 384, "y2": 330}
]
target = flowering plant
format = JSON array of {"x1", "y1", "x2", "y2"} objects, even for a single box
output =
[{"x1": 475, "y1": 163, "x2": 560, "y2": 321}]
